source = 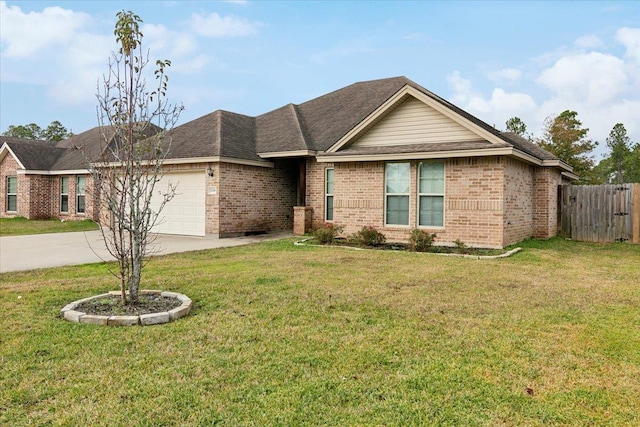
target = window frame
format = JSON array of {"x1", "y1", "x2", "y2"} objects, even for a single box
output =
[
  {"x1": 384, "y1": 162, "x2": 411, "y2": 226},
  {"x1": 6, "y1": 176, "x2": 17, "y2": 212},
  {"x1": 60, "y1": 176, "x2": 69, "y2": 213},
  {"x1": 76, "y1": 176, "x2": 86, "y2": 214},
  {"x1": 417, "y1": 161, "x2": 445, "y2": 229},
  {"x1": 325, "y1": 167, "x2": 334, "y2": 222}
]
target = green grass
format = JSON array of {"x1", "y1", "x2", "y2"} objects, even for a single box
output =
[
  {"x1": 1, "y1": 237, "x2": 639, "y2": 426},
  {"x1": 0, "y1": 217, "x2": 99, "y2": 236}
]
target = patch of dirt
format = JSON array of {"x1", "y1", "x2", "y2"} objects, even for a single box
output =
[{"x1": 75, "y1": 294, "x2": 182, "y2": 316}]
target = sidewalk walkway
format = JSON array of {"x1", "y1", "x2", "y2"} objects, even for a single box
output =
[{"x1": 0, "y1": 231, "x2": 291, "y2": 273}]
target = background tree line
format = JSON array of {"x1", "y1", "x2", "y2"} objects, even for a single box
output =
[
  {"x1": 2, "y1": 120, "x2": 73, "y2": 142},
  {"x1": 506, "y1": 113, "x2": 639, "y2": 184}
]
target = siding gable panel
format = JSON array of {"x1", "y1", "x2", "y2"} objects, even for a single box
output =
[{"x1": 350, "y1": 97, "x2": 481, "y2": 148}]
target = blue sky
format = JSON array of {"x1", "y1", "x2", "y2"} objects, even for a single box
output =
[{"x1": 1, "y1": 1, "x2": 639, "y2": 158}]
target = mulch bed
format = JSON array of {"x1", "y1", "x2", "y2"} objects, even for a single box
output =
[
  {"x1": 318, "y1": 238, "x2": 506, "y2": 256},
  {"x1": 75, "y1": 294, "x2": 182, "y2": 316}
]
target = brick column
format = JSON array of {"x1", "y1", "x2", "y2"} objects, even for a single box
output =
[{"x1": 293, "y1": 206, "x2": 313, "y2": 235}]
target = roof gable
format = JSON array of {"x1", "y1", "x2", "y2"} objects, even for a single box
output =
[
  {"x1": 0, "y1": 137, "x2": 63, "y2": 170},
  {"x1": 327, "y1": 85, "x2": 510, "y2": 153},
  {"x1": 350, "y1": 96, "x2": 481, "y2": 149}
]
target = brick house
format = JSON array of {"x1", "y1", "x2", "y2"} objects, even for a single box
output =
[{"x1": 0, "y1": 77, "x2": 575, "y2": 247}]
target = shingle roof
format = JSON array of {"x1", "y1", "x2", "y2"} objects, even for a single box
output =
[
  {"x1": 162, "y1": 110, "x2": 262, "y2": 162},
  {"x1": 1, "y1": 137, "x2": 63, "y2": 170},
  {"x1": 53, "y1": 123, "x2": 165, "y2": 169},
  {"x1": 499, "y1": 132, "x2": 557, "y2": 161},
  {"x1": 2, "y1": 77, "x2": 561, "y2": 171},
  {"x1": 292, "y1": 77, "x2": 411, "y2": 152},
  {"x1": 256, "y1": 104, "x2": 309, "y2": 153}
]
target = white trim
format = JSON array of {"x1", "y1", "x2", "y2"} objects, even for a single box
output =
[
  {"x1": 0, "y1": 143, "x2": 26, "y2": 169},
  {"x1": 95, "y1": 156, "x2": 274, "y2": 169},
  {"x1": 17, "y1": 156, "x2": 274, "y2": 175},
  {"x1": 164, "y1": 156, "x2": 273, "y2": 168},
  {"x1": 561, "y1": 171, "x2": 580, "y2": 181},
  {"x1": 317, "y1": 147, "x2": 515, "y2": 163},
  {"x1": 19, "y1": 169, "x2": 89, "y2": 175},
  {"x1": 318, "y1": 147, "x2": 575, "y2": 174},
  {"x1": 258, "y1": 150, "x2": 317, "y2": 158}
]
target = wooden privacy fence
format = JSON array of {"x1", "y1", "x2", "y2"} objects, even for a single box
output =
[{"x1": 559, "y1": 183, "x2": 640, "y2": 244}]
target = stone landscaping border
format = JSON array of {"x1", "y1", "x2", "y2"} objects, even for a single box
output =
[
  {"x1": 294, "y1": 238, "x2": 522, "y2": 260},
  {"x1": 60, "y1": 290, "x2": 192, "y2": 326}
]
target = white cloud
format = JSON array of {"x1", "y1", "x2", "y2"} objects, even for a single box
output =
[
  {"x1": 616, "y1": 27, "x2": 640, "y2": 61},
  {"x1": 143, "y1": 23, "x2": 196, "y2": 58},
  {"x1": 488, "y1": 67, "x2": 522, "y2": 82},
  {"x1": 575, "y1": 35, "x2": 604, "y2": 49},
  {"x1": 446, "y1": 27, "x2": 640, "y2": 155},
  {"x1": 447, "y1": 71, "x2": 490, "y2": 113},
  {"x1": 0, "y1": 1, "x2": 92, "y2": 57},
  {"x1": 536, "y1": 52, "x2": 628, "y2": 106},
  {"x1": 189, "y1": 12, "x2": 260, "y2": 38},
  {"x1": 447, "y1": 71, "x2": 536, "y2": 128}
]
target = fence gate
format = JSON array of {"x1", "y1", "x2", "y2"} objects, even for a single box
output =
[{"x1": 560, "y1": 183, "x2": 639, "y2": 243}]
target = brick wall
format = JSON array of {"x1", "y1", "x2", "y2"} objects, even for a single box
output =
[
  {"x1": 333, "y1": 161, "x2": 386, "y2": 235},
  {"x1": 503, "y1": 158, "x2": 534, "y2": 246},
  {"x1": 441, "y1": 157, "x2": 504, "y2": 247},
  {"x1": 307, "y1": 156, "x2": 509, "y2": 247},
  {"x1": 1, "y1": 150, "x2": 99, "y2": 221},
  {"x1": 23, "y1": 174, "x2": 54, "y2": 219},
  {"x1": 217, "y1": 160, "x2": 297, "y2": 237},
  {"x1": 532, "y1": 167, "x2": 561, "y2": 238},
  {"x1": 306, "y1": 158, "x2": 330, "y2": 229}
]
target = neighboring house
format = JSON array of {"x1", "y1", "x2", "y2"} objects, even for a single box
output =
[{"x1": 0, "y1": 76, "x2": 576, "y2": 247}]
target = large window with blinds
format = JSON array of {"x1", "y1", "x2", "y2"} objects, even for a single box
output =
[
  {"x1": 385, "y1": 162, "x2": 410, "y2": 226},
  {"x1": 6, "y1": 176, "x2": 17, "y2": 212},
  {"x1": 60, "y1": 176, "x2": 69, "y2": 213},
  {"x1": 418, "y1": 161, "x2": 445, "y2": 227},
  {"x1": 76, "y1": 176, "x2": 86, "y2": 214}
]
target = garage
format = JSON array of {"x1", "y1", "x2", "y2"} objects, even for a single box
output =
[{"x1": 150, "y1": 171, "x2": 206, "y2": 236}]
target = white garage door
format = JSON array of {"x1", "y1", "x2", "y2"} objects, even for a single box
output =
[{"x1": 150, "y1": 171, "x2": 206, "y2": 236}]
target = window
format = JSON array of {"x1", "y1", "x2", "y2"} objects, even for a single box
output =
[
  {"x1": 385, "y1": 162, "x2": 410, "y2": 225},
  {"x1": 418, "y1": 161, "x2": 445, "y2": 227},
  {"x1": 325, "y1": 168, "x2": 334, "y2": 221},
  {"x1": 6, "y1": 176, "x2": 17, "y2": 212},
  {"x1": 76, "y1": 176, "x2": 86, "y2": 214},
  {"x1": 60, "y1": 177, "x2": 69, "y2": 213}
]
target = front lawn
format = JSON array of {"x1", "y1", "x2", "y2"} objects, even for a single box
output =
[
  {"x1": 1, "y1": 238, "x2": 639, "y2": 426},
  {"x1": 0, "y1": 217, "x2": 99, "y2": 236}
]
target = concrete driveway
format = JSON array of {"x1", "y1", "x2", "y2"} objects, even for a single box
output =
[{"x1": 0, "y1": 230, "x2": 292, "y2": 273}]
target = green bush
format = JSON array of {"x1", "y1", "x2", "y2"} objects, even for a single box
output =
[
  {"x1": 454, "y1": 238, "x2": 469, "y2": 253},
  {"x1": 349, "y1": 226, "x2": 387, "y2": 247},
  {"x1": 313, "y1": 223, "x2": 343, "y2": 244},
  {"x1": 409, "y1": 229, "x2": 437, "y2": 252}
]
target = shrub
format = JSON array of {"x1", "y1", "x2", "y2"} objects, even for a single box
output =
[
  {"x1": 349, "y1": 226, "x2": 386, "y2": 247},
  {"x1": 313, "y1": 223, "x2": 343, "y2": 244},
  {"x1": 409, "y1": 229, "x2": 437, "y2": 252},
  {"x1": 454, "y1": 239, "x2": 469, "y2": 253}
]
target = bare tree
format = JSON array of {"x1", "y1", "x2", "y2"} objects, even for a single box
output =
[{"x1": 91, "y1": 11, "x2": 183, "y2": 304}]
